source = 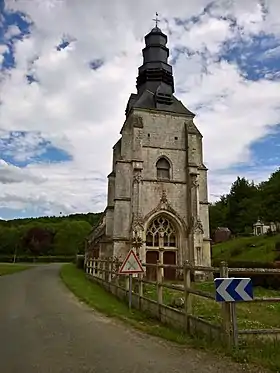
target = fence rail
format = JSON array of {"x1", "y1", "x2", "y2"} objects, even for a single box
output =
[{"x1": 84, "y1": 258, "x2": 280, "y2": 348}]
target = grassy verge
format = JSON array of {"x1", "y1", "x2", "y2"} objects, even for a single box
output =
[
  {"x1": 0, "y1": 263, "x2": 30, "y2": 276},
  {"x1": 60, "y1": 263, "x2": 192, "y2": 345},
  {"x1": 61, "y1": 264, "x2": 280, "y2": 372}
]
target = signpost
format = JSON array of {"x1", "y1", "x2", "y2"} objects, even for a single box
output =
[
  {"x1": 119, "y1": 249, "x2": 144, "y2": 310},
  {"x1": 214, "y1": 277, "x2": 253, "y2": 347}
]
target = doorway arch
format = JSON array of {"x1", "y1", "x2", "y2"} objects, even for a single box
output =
[{"x1": 145, "y1": 214, "x2": 178, "y2": 280}]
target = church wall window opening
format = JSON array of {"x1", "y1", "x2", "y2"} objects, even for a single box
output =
[
  {"x1": 146, "y1": 216, "x2": 177, "y2": 248},
  {"x1": 156, "y1": 157, "x2": 170, "y2": 180}
]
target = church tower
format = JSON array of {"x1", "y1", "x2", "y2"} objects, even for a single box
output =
[{"x1": 87, "y1": 23, "x2": 211, "y2": 279}]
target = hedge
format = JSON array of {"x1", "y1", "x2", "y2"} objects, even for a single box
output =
[
  {"x1": 0, "y1": 255, "x2": 76, "y2": 263},
  {"x1": 212, "y1": 260, "x2": 280, "y2": 290}
]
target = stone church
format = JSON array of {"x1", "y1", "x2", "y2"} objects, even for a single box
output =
[{"x1": 86, "y1": 24, "x2": 211, "y2": 279}]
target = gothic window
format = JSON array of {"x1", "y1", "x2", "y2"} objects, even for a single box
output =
[
  {"x1": 146, "y1": 216, "x2": 177, "y2": 247},
  {"x1": 156, "y1": 158, "x2": 170, "y2": 180}
]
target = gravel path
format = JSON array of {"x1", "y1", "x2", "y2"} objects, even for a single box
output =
[{"x1": 0, "y1": 264, "x2": 267, "y2": 373}]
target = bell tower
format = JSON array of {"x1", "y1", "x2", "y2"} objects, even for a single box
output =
[{"x1": 88, "y1": 19, "x2": 212, "y2": 278}]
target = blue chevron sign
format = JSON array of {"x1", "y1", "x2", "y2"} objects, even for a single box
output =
[{"x1": 214, "y1": 278, "x2": 253, "y2": 302}]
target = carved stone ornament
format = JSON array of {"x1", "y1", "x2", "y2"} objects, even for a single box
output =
[
  {"x1": 133, "y1": 171, "x2": 143, "y2": 184},
  {"x1": 133, "y1": 115, "x2": 143, "y2": 128},
  {"x1": 191, "y1": 176, "x2": 199, "y2": 188},
  {"x1": 132, "y1": 213, "x2": 144, "y2": 232},
  {"x1": 132, "y1": 235, "x2": 143, "y2": 249},
  {"x1": 160, "y1": 189, "x2": 168, "y2": 203},
  {"x1": 192, "y1": 217, "x2": 204, "y2": 234}
]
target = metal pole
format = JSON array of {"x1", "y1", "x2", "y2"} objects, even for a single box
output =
[
  {"x1": 230, "y1": 302, "x2": 238, "y2": 348},
  {"x1": 129, "y1": 274, "x2": 132, "y2": 310}
]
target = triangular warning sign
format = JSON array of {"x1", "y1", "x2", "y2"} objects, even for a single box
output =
[{"x1": 119, "y1": 249, "x2": 144, "y2": 274}]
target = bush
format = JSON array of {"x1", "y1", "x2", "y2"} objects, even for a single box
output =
[
  {"x1": 76, "y1": 254, "x2": 85, "y2": 269},
  {"x1": 0, "y1": 255, "x2": 75, "y2": 263},
  {"x1": 212, "y1": 260, "x2": 280, "y2": 290},
  {"x1": 230, "y1": 247, "x2": 243, "y2": 257},
  {"x1": 275, "y1": 241, "x2": 280, "y2": 251}
]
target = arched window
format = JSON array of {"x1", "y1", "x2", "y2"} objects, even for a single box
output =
[
  {"x1": 156, "y1": 158, "x2": 170, "y2": 180},
  {"x1": 146, "y1": 216, "x2": 177, "y2": 248}
]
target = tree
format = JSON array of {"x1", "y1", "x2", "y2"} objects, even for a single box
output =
[
  {"x1": 260, "y1": 169, "x2": 280, "y2": 223},
  {"x1": 53, "y1": 221, "x2": 92, "y2": 256},
  {"x1": 209, "y1": 195, "x2": 228, "y2": 238},
  {"x1": 226, "y1": 177, "x2": 259, "y2": 234}
]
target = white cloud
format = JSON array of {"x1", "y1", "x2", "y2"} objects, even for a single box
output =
[
  {"x1": 4, "y1": 24, "x2": 21, "y2": 39},
  {"x1": 0, "y1": 0, "x2": 280, "y2": 216},
  {"x1": 0, "y1": 159, "x2": 46, "y2": 184}
]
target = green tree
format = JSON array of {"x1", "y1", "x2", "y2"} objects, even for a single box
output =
[
  {"x1": 226, "y1": 177, "x2": 260, "y2": 234},
  {"x1": 209, "y1": 195, "x2": 228, "y2": 238},
  {"x1": 53, "y1": 221, "x2": 92, "y2": 256},
  {"x1": 260, "y1": 169, "x2": 280, "y2": 223}
]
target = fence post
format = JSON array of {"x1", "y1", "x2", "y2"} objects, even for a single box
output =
[
  {"x1": 220, "y1": 261, "x2": 231, "y2": 348},
  {"x1": 184, "y1": 260, "x2": 192, "y2": 332},
  {"x1": 108, "y1": 259, "x2": 112, "y2": 283},
  {"x1": 138, "y1": 271, "x2": 143, "y2": 309},
  {"x1": 97, "y1": 260, "x2": 101, "y2": 278},
  {"x1": 89, "y1": 259, "x2": 92, "y2": 275},
  {"x1": 115, "y1": 259, "x2": 120, "y2": 287},
  {"x1": 157, "y1": 260, "x2": 163, "y2": 320},
  {"x1": 100, "y1": 261, "x2": 103, "y2": 280}
]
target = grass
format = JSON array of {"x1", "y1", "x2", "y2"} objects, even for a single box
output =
[
  {"x1": 61, "y1": 264, "x2": 280, "y2": 372},
  {"x1": 144, "y1": 281, "x2": 280, "y2": 330},
  {"x1": 212, "y1": 234, "x2": 280, "y2": 263},
  {"x1": 0, "y1": 263, "x2": 30, "y2": 276}
]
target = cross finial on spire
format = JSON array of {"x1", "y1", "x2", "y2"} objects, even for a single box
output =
[{"x1": 153, "y1": 12, "x2": 160, "y2": 28}]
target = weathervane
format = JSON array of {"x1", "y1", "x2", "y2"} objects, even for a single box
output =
[{"x1": 153, "y1": 12, "x2": 160, "y2": 28}]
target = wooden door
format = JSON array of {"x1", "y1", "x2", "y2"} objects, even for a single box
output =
[
  {"x1": 146, "y1": 251, "x2": 159, "y2": 281},
  {"x1": 163, "y1": 251, "x2": 176, "y2": 280}
]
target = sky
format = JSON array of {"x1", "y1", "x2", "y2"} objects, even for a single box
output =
[{"x1": 0, "y1": 0, "x2": 280, "y2": 220}]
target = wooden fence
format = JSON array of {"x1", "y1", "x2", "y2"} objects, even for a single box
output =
[{"x1": 84, "y1": 258, "x2": 280, "y2": 348}]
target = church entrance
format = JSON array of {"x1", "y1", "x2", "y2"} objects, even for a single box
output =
[
  {"x1": 163, "y1": 251, "x2": 176, "y2": 280},
  {"x1": 146, "y1": 250, "x2": 159, "y2": 281},
  {"x1": 145, "y1": 215, "x2": 178, "y2": 281}
]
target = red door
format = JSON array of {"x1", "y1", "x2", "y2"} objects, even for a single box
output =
[
  {"x1": 163, "y1": 251, "x2": 176, "y2": 280},
  {"x1": 146, "y1": 251, "x2": 159, "y2": 281}
]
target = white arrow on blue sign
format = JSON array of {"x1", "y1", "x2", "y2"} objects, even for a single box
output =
[{"x1": 214, "y1": 278, "x2": 253, "y2": 302}]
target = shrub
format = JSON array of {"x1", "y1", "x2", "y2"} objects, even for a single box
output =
[
  {"x1": 76, "y1": 254, "x2": 85, "y2": 269},
  {"x1": 0, "y1": 255, "x2": 75, "y2": 263},
  {"x1": 212, "y1": 260, "x2": 280, "y2": 290},
  {"x1": 275, "y1": 241, "x2": 280, "y2": 251},
  {"x1": 230, "y1": 247, "x2": 242, "y2": 257}
]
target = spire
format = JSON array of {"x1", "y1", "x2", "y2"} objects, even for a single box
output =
[
  {"x1": 136, "y1": 15, "x2": 174, "y2": 97},
  {"x1": 125, "y1": 19, "x2": 195, "y2": 117}
]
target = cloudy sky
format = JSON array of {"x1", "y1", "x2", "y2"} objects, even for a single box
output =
[{"x1": 0, "y1": 0, "x2": 280, "y2": 220}]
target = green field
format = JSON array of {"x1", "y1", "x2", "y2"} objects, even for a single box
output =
[
  {"x1": 0, "y1": 263, "x2": 30, "y2": 276},
  {"x1": 211, "y1": 234, "x2": 280, "y2": 263}
]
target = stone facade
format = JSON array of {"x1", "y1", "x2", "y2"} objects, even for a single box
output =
[{"x1": 87, "y1": 25, "x2": 211, "y2": 277}]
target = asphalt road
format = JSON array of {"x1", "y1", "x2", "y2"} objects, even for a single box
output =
[{"x1": 0, "y1": 264, "x2": 264, "y2": 373}]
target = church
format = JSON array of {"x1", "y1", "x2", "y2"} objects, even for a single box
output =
[{"x1": 86, "y1": 22, "x2": 211, "y2": 279}]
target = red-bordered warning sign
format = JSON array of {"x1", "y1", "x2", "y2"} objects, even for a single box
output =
[{"x1": 119, "y1": 249, "x2": 144, "y2": 274}]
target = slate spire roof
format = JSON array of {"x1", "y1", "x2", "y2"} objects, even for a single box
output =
[{"x1": 125, "y1": 26, "x2": 194, "y2": 117}]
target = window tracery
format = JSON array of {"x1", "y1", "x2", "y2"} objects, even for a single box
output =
[{"x1": 146, "y1": 216, "x2": 176, "y2": 247}]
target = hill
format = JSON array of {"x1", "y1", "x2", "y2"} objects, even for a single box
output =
[
  {"x1": 0, "y1": 212, "x2": 102, "y2": 261},
  {"x1": 211, "y1": 233, "x2": 280, "y2": 265}
]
